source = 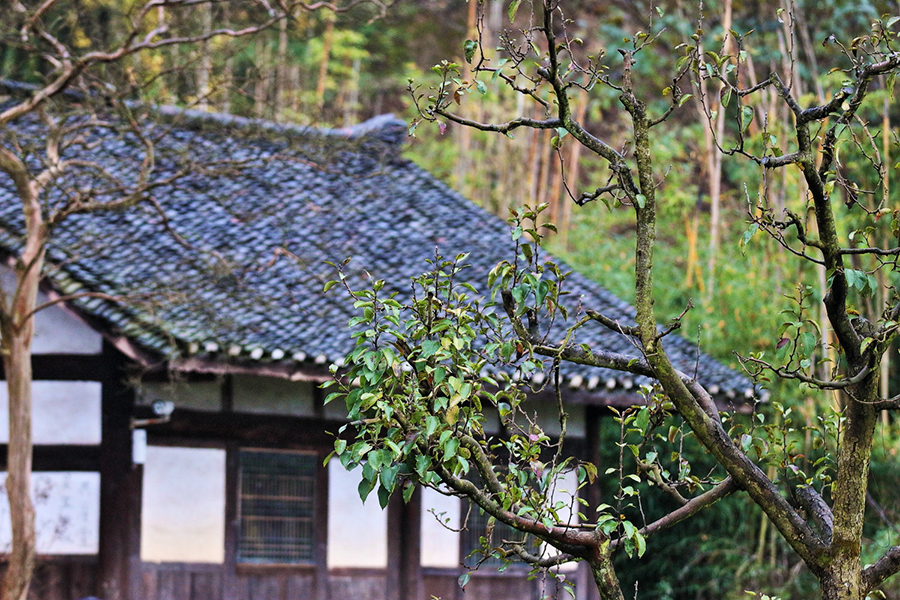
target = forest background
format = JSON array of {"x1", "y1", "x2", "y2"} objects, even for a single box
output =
[{"x1": 3, "y1": 0, "x2": 900, "y2": 598}]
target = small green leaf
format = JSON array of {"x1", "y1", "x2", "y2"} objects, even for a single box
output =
[
  {"x1": 721, "y1": 86, "x2": 732, "y2": 108},
  {"x1": 740, "y1": 105, "x2": 754, "y2": 132},
  {"x1": 635, "y1": 194, "x2": 647, "y2": 208},
  {"x1": 380, "y1": 464, "x2": 400, "y2": 492},
  {"x1": 508, "y1": 0, "x2": 522, "y2": 22},
  {"x1": 861, "y1": 337, "x2": 875, "y2": 354},
  {"x1": 464, "y1": 39, "x2": 477, "y2": 63},
  {"x1": 358, "y1": 477, "x2": 376, "y2": 502},
  {"x1": 799, "y1": 332, "x2": 817, "y2": 359},
  {"x1": 635, "y1": 532, "x2": 647, "y2": 557},
  {"x1": 475, "y1": 79, "x2": 487, "y2": 94},
  {"x1": 458, "y1": 572, "x2": 471, "y2": 588}
]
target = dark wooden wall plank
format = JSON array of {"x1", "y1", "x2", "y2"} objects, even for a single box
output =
[
  {"x1": 98, "y1": 342, "x2": 143, "y2": 600},
  {"x1": 328, "y1": 573, "x2": 387, "y2": 600},
  {"x1": 141, "y1": 565, "x2": 160, "y2": 600},
  {"x1": 147, "y1": 410, "x2": 347, "y2": 450},
  {"x1": 284, "y1": 573, "x2": 315, "y2": 599},
  {"x1": 157, "y1": 569, "x2": 192, "y2": 600},
  {"x1": 190, "y1": 571, "x2": 222, "y2": 600}
]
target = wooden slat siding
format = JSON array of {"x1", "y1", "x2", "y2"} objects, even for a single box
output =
[
  {"x1": 98, "y1": 341, "x2": 143, "y2": 600},
  {"x1": 191, "y1": 570, "x2": 222, "y2": 599},
  {"x1": 69, "y1": 558, "x2": 98, "y2": 599},
  {"x1": 158, "y1": 569, "x2": 192, "y2": 600},
  {"x1": 142, "y1": 566, "x2": 160, "y2": 600},
  {"x1": 421, "y1": 571, "x2": 459, "y2": 600},
  {"x1": 0, "y1": 559, "x2": 97, "y2": 600},
  {"x1": 327, "y1": 572, "x2": 387, "y2": 600},
  {"x1": 252, "y1": 574, "x2": 281, "y2": 600},
  {"x1": 461, "y1": 573, "x2": 538, "y2": 600},
  {"x1": 285, "y1": 572, "x2": 315, "y2": 598}
]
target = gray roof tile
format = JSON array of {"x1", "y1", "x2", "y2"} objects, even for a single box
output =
[{"x1": 0, "y1": 104, "x2": 754, "y2": 399}]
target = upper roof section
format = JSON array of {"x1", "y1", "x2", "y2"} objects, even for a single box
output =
[{"x1": 0, "y1": 88, "x2": 755, "y2": 403}]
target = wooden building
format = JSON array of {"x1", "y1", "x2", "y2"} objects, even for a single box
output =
[{"x1": 0, "y1": 98, "x2": 754, "y2": 600}]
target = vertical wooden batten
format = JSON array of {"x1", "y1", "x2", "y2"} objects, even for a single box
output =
[
  {"x1": 98, "y1": 342, "x2": 142, "y2": 600},
  {"x1": 222, "y1": 441, "x2": 239, "y2": 600},
  {"x1": 314, "y1": 454, "x2": 330, "y2": 600},
  {"x1": 386, "y1": 488, "x2": 422, "y2": 600}
]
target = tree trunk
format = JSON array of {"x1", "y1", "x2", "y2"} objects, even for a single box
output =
[
  {"x1": 1, "y1": 181, "x2": 45, "y2": 600},
  {"x1": 3, "y1": 334, "x2": 36, "y2": 600},
  {"x1": 588, "y1": 552, "x2": 625, "y2": 600},
  {"x1": 276, "y1": 16, "x2": 289, "y2": 121},
  {"x1": 196, "y1": 1, "x2": 212, "y2": 110},
  {"x1": 820, "y1": 563, "x2": 862, "y2": 600},
  {"x1": 315, "y1": 15, "x2": 335, "y2": 112}
]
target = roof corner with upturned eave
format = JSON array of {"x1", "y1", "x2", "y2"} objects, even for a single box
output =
[{"x1": 0, "y1": 93, "x2": 761, "y2": 409}]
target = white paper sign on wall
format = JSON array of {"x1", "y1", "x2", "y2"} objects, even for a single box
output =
[{"x1": 0, "y1": 471, "x2": 100, "y2": 555}]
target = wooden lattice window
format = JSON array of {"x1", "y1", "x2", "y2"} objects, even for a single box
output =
[{"x1": 237, "y1": 449, "x2": 317, "y2": 564}]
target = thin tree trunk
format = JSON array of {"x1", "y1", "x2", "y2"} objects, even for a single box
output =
[
  {"x1": 196, "y1": 1, "x2": 212, "y2": 110},
  {"x1": 343, "y1": 57, "x2": 361, "y2": 126},
  {"x1": 704, "y1": 0, "x2": 732, "y2": 300},
  {"x1": 315, "y1": 15, "x2": 335, "y2": 112},
  {"x1": 1, "y1": 179, "x2": 45, "y2": 600},
  {"x1": 454, "y1": 0, "x2": 479, "y2": 192},
  {"x1": 880, "y1": 91, "x2": 890, "y2": 417},
  {"x1": 276, "y1": 16, "x2": 289, "y2": 121},
  {"x1": 253, "y1": 36, "x2": 267, "y2": 118},
  {"x1": 559, "y1": 96, "x2": 587, "y2": 245}
]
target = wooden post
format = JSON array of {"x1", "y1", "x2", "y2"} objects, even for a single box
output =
[
  {"x1": 314, "y1": 459, "x2": 330, "y2": 600},
  {"x1": 222, "y1": 441, "x2": 239, "y2": 600},
  {"x1": 98, "y1": 342, "x2": 142, "y2": 600},
  {"x1": 386, "y1": 489, "x2": 422, "y2": 600}
]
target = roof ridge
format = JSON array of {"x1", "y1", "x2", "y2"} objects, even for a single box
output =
[
  {"x1": 152, "y1": 106, "x2": 408, "y2": 146},
  {"x1": 0, "y1": 79, "x2": 407, "y2": 146}
]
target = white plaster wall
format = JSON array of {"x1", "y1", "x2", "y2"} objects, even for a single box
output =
[
  {"x1": 0, "y1": 472, "x2": 100, "y2": 554},
  {"x1": 140, "y1": 380, "x2": 222, "y2": 412},
  {"x1": 420, "y1": 487, "x2": 460, "y2": 568},
  {"x1": 232, "y1": 375, "x2": 315, "y2": 416},
  {"x1": 0, "y1": 268, "x2": 102, "y2": 355},
  {"x1": 327, "y1": 460, "x2": 387, "y2": 568},
  {"x1": 32, "y1": 302, "x2": 103, "y2": 355},
  {"x1": 0, "y1": 381, "x2": 101, "y2": 445},
  {"x1": 141, "y1": 446, "x2": 226, "y2": 563}
]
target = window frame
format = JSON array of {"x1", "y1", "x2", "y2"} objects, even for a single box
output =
[{"x1": 235, "y1": 447, "x2": 323, "y2": 567}]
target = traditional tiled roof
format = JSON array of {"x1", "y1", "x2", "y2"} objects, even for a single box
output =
[{"x1": 0, "y1": 97, "x2": 755, "y2": 401}]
